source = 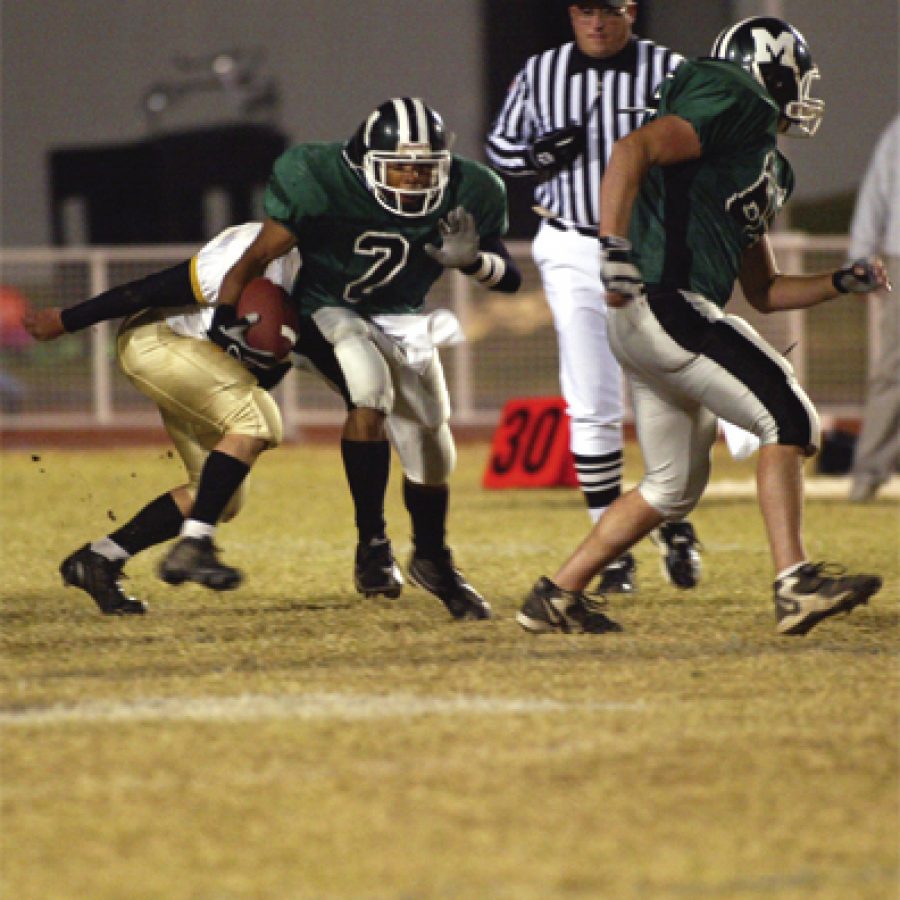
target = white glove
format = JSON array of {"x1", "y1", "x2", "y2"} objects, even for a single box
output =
[
  {"x1": 424, "y1": 206, "x2": 479, "y2": 269},
  {"x1": 833, "y1": 256, "x2": 892, "y2": 293},
  {"x1": 598, "y1": 236, "x2": 644, "y2": 302}
]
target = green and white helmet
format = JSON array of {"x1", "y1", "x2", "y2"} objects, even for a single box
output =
[
  {"x1": 344, "y1": 97, "x2": 452, "y2": 216},
  {"x1": 711, "y1": 16, "x2": 824, "y2": 137}
]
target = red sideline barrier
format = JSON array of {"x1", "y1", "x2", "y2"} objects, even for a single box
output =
[{"x1": 483, "y1": 396, "x2": 578, "y2": 489}]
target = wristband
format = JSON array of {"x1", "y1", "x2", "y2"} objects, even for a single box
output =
[
  {"x1": 832, "y1": 269, "x2": 850, "y2": 294},
  {"x1": 461, "y1": 252, "x2": 506, "y2": 288}
]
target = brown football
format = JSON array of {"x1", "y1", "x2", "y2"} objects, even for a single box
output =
[{"x1": 236, "y1": 277, "x2": 299, "y2": 360}]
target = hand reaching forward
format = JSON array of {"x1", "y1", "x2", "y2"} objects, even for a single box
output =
[
  {"x1": 22, "y1": 307, "x2": 66, "y2": 341},
  {"x1": 833, "y1": 256, "x2": 893, "y2": 294},
  {"x1": 424, "y1": 206, "x2": 480, "y2": 269}
]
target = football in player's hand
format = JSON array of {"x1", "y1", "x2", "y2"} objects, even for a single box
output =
[{"x1": 236, "y1": 278, "x2": 299, "y2": 360}]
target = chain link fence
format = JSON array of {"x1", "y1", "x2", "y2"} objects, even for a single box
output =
[{"x1": 0, "y1": 235, "x2": 874, "y2": 437}]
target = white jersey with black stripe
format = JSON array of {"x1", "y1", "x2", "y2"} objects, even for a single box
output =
[{"x1": 486, "y1": 37, "x2": 683, "y2": 228}]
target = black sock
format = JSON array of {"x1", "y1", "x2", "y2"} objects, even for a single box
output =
[
  {"x1": 191, "y1": 451, "x2": 251, "y2": 525},
  {"x1": 403, "y1": 477, "x2": 448, "y2": 559},
  {"x1": 341, "y1": 438, "x2": 390, "y2": 544},
  {"x1": 109, "y1": 492, "x2": 184, "y2": 555}
]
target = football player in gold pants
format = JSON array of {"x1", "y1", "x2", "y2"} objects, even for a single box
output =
[{"x1": 23, "y1": 223, "x2": 297, "y2": 613}]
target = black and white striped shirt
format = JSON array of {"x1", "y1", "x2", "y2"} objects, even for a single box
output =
[{"x1": 486, "y1": 38, "x2": 683, "y2": 228}]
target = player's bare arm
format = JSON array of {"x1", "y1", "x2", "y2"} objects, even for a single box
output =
[
  {"x1": 599, "y1": 115, "x2": 702, "y2": 238},
  {"x1": 598, "y1": 115, "x2": 701, "y2": 306},
  {"x1": 218, "y1": 218, "x2": 297, "y2": 308},
  {"x1": 740, "y1": 238, "x2": 892, "y2": 314}
]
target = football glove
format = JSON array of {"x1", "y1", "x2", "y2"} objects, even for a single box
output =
[
  {"x1": 599, "y1": 236, "x2": 644, "y2": 301},
  {"x1": 527, "y1": 125, "x2": 586, "y2": 172},
  {"x1": 207, "y1": 304, "x2": 279, "y2": 372},
  {"x1": 254, "y1": 361, "x2": 291, "y2": 391},
  {"x1": 423, "y1": 206, "x2": 479, "y2": 269},
  {"x1": 832, "y1": 256, "x2": 891, "y2": 294}
]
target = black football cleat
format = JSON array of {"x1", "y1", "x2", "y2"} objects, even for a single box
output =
[
  {"x1": 592, "y1": 552, "x2": 636, "y2": 595},
  {"x1": 354, "y1": 537, "x2": 404, "y2": 599},
  {"x1": 651, "y1": 521, "x2": 702, "y2": 589},
  {"x1": 157, "y1": 536, "x2": 242, "y2": 591},
  {"x1": 408, "y1": 549, "x2": 491, "y2": 620},
  {"x1": 774, "y1": 562, "x2": 881, "y2": 635},
  {"x1": 517, "y1": 577, "x2": 622, "y2": 635},
  {"x1": 60, "y1": 544, "x2": 147, "y2": 615}
]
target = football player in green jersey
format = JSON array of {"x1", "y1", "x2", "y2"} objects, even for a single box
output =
[
  {"x1": 518, "y1": 17, "x2": 891, "y2": 637},
  {"x1": 211, "y1": 98, "x2": 522, "y2": 621}
]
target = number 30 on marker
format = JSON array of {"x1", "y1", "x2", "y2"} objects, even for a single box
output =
[{"x1": 482, "y1": 397, "x2": 578, "y2": 489}]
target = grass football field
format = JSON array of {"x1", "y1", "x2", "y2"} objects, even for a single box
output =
[{"x1": 1, "y1": 441, "x2": 897, "y2": 899}]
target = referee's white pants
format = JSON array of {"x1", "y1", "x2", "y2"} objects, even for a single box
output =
[{"x1": 532, "y1": 220, "x2": 623, "y2": 457}]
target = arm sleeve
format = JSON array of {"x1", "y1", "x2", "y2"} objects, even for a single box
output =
[
  {"x1": 59, "y1": 260, "x2": 195, "y2": 333},
  {"x1": 485, "y1": 67, "x2": 541, "y2": 177}
]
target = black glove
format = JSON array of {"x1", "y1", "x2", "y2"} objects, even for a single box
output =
[
  {"x1": 254, "y1": 361, "x2": 291, "y2": 391},
  {"x1": 832, "y1": 257, "x2": 891, "y2": 294},
  {"x1": 207, "y1": 304, "x2": 279, "y2": 372},
  {"x1": 598, "y1": 236, "x2": 644, "y2": 301},
  {"x1": 527, "y1": 125, "x2": 586, "y2": 172}
]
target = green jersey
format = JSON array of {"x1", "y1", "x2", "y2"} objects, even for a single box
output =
[
  {"x1": 631, "y1": 59, "x2": 795, "y2": 307},
  {"x1": 264, "y1": 143, "x2": 509, "y2": 316}
]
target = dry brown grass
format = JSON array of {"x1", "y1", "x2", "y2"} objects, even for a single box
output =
[{"x1": 1, "y1": 443, "x2": 897, "y2": 898}]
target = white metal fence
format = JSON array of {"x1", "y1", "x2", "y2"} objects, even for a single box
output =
[{"x1": 0, "y1": 234, "x2": 875, "y2": 437}]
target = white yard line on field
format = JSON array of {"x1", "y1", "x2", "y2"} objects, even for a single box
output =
[
  {"x1": 705, "y1": 476, "x2": 899, "y2": 498},
  {"x1": 0, "y1": 692, "x2": 645, "y2": 726}
]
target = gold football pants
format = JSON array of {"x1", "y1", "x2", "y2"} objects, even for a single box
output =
[{"x1": 117, "y1": 311, "x2": 283, "y2": 518}]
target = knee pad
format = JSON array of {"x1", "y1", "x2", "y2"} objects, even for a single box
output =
[
  {"x1": 638, "y1": 459, "x2": 709, "y2": 520},
  {"x1": 334, "y1": 334, "x2": 394, "y2": 413},
  {"x1": 388, "y1": 418, "x2": 456, "y2": 485},
  {"x1": 638, "y1": 482, "x2": 702, "y2": 520},
  {"x1": 224, "y1": 388, "x2": 284, "y2": 447},
  {"x1": 313, "y1": 307, "x2": 394, "y2": 413}
]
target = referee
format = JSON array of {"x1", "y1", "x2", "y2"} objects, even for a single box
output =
[{"x1": 486, "y1": 0, "x2": 701, "y2": 594}]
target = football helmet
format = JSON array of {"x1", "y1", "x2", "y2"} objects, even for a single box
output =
[
  {"x1": 344, "y1": 97, "x2": 452, "y2": 217},
  {"x1": 711, "y1": 16, "x2": 823, "y2": 137}
]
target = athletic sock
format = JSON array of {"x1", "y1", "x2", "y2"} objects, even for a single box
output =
[
  {"x1": 190, "y1": 451, "x2": 251, "y2": 526},
  {"x1": 89, "y1": 537, "x2": 130, "y2": 562},
  {"x1": 107, "y1": 492, "x2": 184, "y2": 556},
  {"x1": 181, "y1": 520, "x2": 216, "y2": 540},
  {"x1": 777, "y1": 561, "x2": 808, "y2": 581},
  {"x1": 573, "y1": 449, "x2": 623, "y2": 520},
  {"x1": 403, "y1": 478, "x2": 448, "y2": 560},
  {"x1": 341, "y1": 438, "x2": 390, "y2": 544}
]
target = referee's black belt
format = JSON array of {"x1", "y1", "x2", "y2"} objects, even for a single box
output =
[{"x1": 546, "y1": 218, "x2": 596, "y2": 238}]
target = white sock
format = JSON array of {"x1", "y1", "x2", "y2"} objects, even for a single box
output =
[
  {"x1": 181, "y1": 519, "x2": 215, "y2": 540},
  {"x1": 777, "y1": 561, "x2": 807, "y2": 581},
  {"x1": 90, "y1": 537, "x2": 129, "y2": 562}
]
